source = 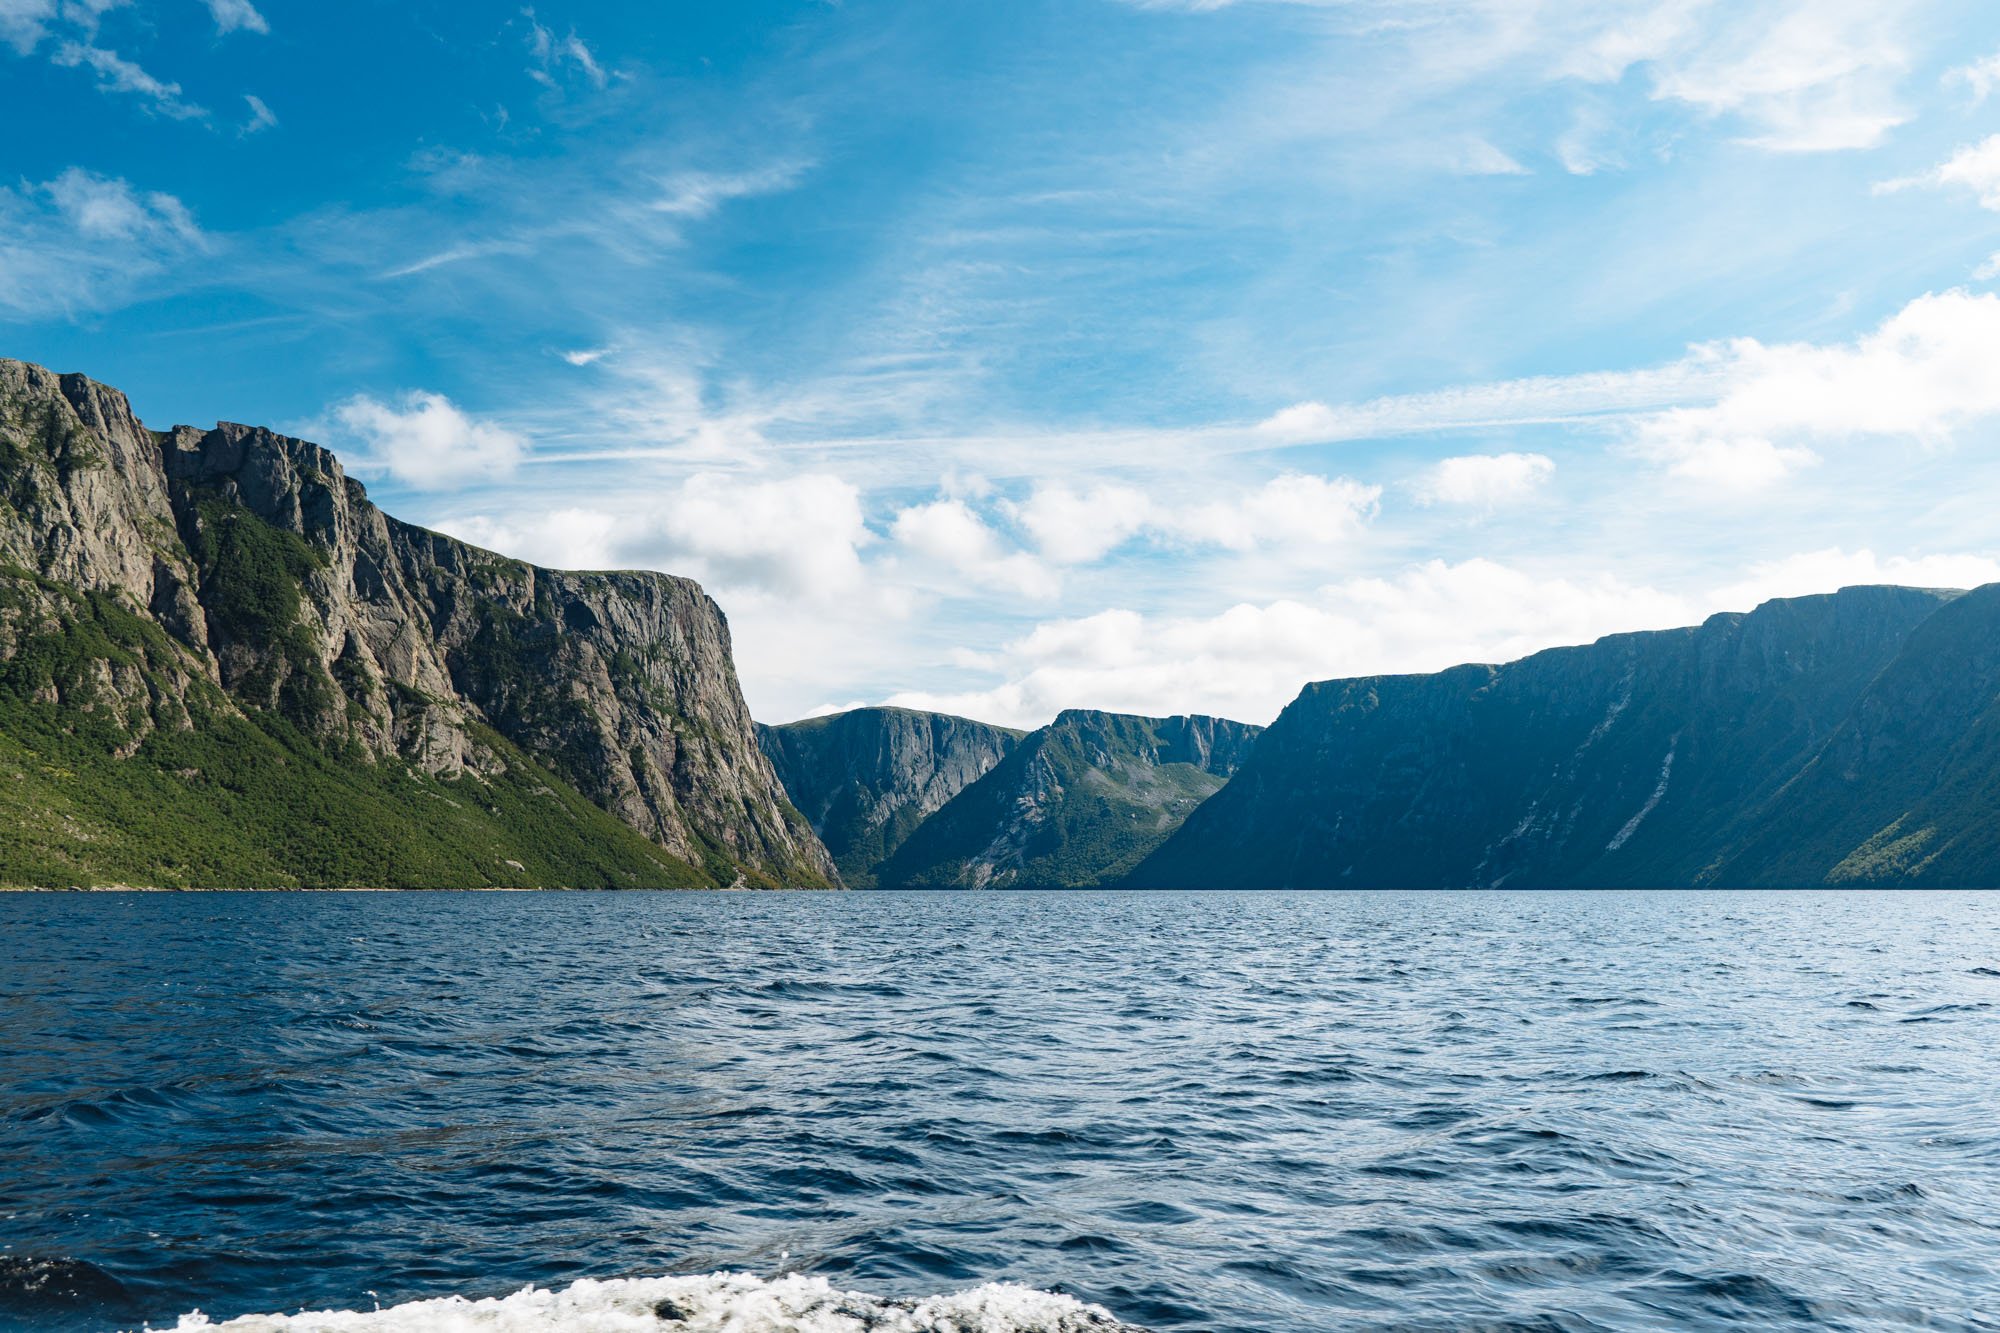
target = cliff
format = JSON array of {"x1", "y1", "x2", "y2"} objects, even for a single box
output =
[
  {"x1": 875, "y1": 709, "x2": 1262, "y2": 889},
  {"x1": 0, "y1": 358, "x2": 837, "y2": 888},
  {"x1": 1128, "y1": 585, "x2": 1960, "y2": 888},
  {"x1": 758, "y1": 707, "x2": 1024, "y2": 888}
]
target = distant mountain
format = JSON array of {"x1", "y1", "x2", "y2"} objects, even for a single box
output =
[
  {"x1": 0, "y1": 358, "x2": 837, "y2": 889},
  {"x1": 1712, "y1": 583, "x2": 2000, "y2": 887},
  {"x1": 758, "y1": 707, "x2": 1024, "y2": 888},
  {"x1": 1128, "y1": 585, "x2": 1962, "y2": 889},
  {"x1": 875, "y1": 709, "x2": 1262, "y2": 889}
]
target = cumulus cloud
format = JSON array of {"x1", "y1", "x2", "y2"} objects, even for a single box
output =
[
  {"x1": 333, "y1": 391, "x2": 528, "y2": 490},
  {"x1": 1876, "y1": 136, "x2": 2000, "y2": 212},
  {"x1": 1415, "y1": 453, "x2": 1555, "y2": 507},
  {"x1": 1169, "y1": 473, "x2": 1379, "y2": 550},
  {"x1": 1008, "y1": 483, "x2": 1153, "y2": 565},
  {"x1": 1709, "y1": 548, "x2": 2000, "y2": 609},
  {"x1": 437, "y1": 473, "x2": 873, "y2": 600},
  {"x1": 0, "y1": 168, "x2": 205, "y2": 316},
  {"x1": 203, "y1": 0, "x2": 266, "y2": 35},
  {"x1": 1628, "y1": 289, "x2": 2000, "y2": 489},
  {"x1": 893, "y1": 498, "x2": 1060, "y2": 600},
  {"x1": 888, "y1": 558, "x2": 1699, "y2": 728},
  {"x1": 52, "y1": 41, "x2": 205, "y2": 119},
  {"x1": 1944, "y1": 50, "x2": 2000, "y2": 104}
]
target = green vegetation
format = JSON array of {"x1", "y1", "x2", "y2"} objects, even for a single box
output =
[
  {"x1": 876, "y1": 711, "x2": 1258, "y2": 889},
  {"x1": 0, "y1": 571, "x2": 712, "y2": 889}
]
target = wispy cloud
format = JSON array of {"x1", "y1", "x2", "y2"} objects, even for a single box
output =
[
  {"x1": 0, "y1": 167, "x2": 206, "y2": 317},
  {"x1": 523, "y1": 6, "x2": 608, "y2": 90},
  {"x1": 52, "y1": 40, "x2": 206, "y2": 119},
  {"x1": 203, "y1": 0, "x2": 267, "y2": 37},
  {"x1": 240, "y1": 92, "x2": 278, "y2": 135}
]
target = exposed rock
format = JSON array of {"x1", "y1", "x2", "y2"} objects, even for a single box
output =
[
  {"x1": 0, "y1": 358, "x2": 836, "y2": 888},
  {"x1": 1129, "y1": 585, "x2": 1959, "y2": 888},
  {"x1": 877, "y1": 709, "x2": 1262, "y2": 889},
  {"x1": 759, "y1": 706, "x2": 1023, "y2": 887}
]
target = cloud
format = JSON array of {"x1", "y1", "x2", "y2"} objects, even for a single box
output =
[
  {"x1": 893, "y1": 498, "x2": 1060, "y2": 600},
  {"x1": 1876, "y1": 136, "x2": 2000, "y2": 212},
  {"x1": 240, "y1": 93, "x2": 277, "y2": 135},
  {"x1": 524, "y1": 7, "x2": 607, "y2": 90},
  {"x1": 1168, "y1": 473, "x2": 1379, "y2": 551},
  {"x1": 1008, "y1": 483, "x2": 1154, "y2": 564},
  {"x1": 51, "y1": 41, "x2": 205, "y2": 119},
  {"x1": 440, "y1": 472, "x2": 874, "y2": 600},
  {"x1": 649, "y1": 163, "x2": 812, "y2": 220},
  {"x1": 203, "y1": 0, "x2": 266, "y2": 36},
  {"x1": 0, "y1": 0, "x2": 54, "y2": 54},
  {"x1": 0, "y1": 168, "x2": 205, "y2": 317},
  {"x1": 1709, "y1": 548, "x2": 2000, "y2": 610},
  {"x1": 1640, "y1": 1, "x2": 1911, "y2": 152},
  {"x1": 1627, "y1": 290, "x2": 2000, "y2": 489},
  {"x1": 561, "y1": 346, "x2": 610, "y2": 366},
  {"x1": 332, "y1": 391, "x2": 528, "y2": 490},
  {"x1": 1944, "y1": 50, "x2": 2000, "y2": 104},
  {"x1": 1415, "y1": 452, "x2": 1555, "y2": 507},
  {"x1": 888, "y1": 558, "x2": 1699, "y2": 728}
]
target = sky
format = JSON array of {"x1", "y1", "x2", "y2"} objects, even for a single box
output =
[{"x1": 6, "y1": 0, "x2": 2000, "y2": 727}]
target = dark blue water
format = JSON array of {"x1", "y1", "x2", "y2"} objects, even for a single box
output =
[{"x1": 2, "y1": 891, "x2": 1998, "y2": 1332}]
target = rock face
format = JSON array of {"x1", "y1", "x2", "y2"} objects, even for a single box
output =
[
  {"x1": 876, "y1": 709, "x2": 1262, "y2": 889},
  {"x1": 758, "y1": 707, "x2": 1023, "y2": 888},
  {"x1": 1129, "y1": 585, "x2": 1961, "y2": 888},
  {"x1": 0, "y1": 358, "x2": 837, "y2": 888}
]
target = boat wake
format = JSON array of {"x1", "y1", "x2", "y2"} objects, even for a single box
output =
[{"x1": 158, "y1": 1272, "x2": 1145, "y2": 1332}]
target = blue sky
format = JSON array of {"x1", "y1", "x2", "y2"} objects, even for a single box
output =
[{"x1": 7, "y1": 0, "x2": 2000, "y2": 725}]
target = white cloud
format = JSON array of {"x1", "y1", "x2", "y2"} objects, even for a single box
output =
[
  {"x1": 649, "y1": 164, "x2": 811, "y2": 220},
  {"x1": 203, "y1": 0, "x2": 266, "y2": 36},
  {"x1": 1168, "y1": 473, "x2": 1379, "y2": 550},
  {"x1": 1454, "y1": 137, "x2": 1529, "y2": 176},
  {"x1": 1877, "y1": 136, "x2": 2000, "y2": 212},
  {"x1": 1627, "y1": 290, "x2": 2000, "y2": 490},
  {"x1": 43, "y1": 167, "x2": 200, "y2": 242},
  {"x1": 0, "y1": 168, "x2": 205, "y2": 316},
  {"x1": 524, "y1": 7, "x2": 607, "y2": 90},
  {"x1": 333, "y1": 391, "x2": 528, "y2": 490},
  {"x1": 240, "y1": 93, "x2": 278, "y2": 135},
  {"x1": 1978, "y1": 253, "x2": 2000, "y2": 283},
  {"x1": 1710, "y1": 548, "x2": 2000, "y2": 610},
  {"x1": 51, "y1": 41, "x2": 206, "y2": 119},
  {"x1": 561, "y1": 346, "x2": 610, "y2": 366},
  {"x1": 1945, "y1": 50, "x2": 2000, "y2": 104},
  {"x1": 1008, "y1": 483, "x2": 1153, "y2": 564},
  {"x1": 1641, "y1": 1, "x2": 1911, "y2": 152},
  {"x1": 438, "y1": 473, "x2": 873, "y2": 600},
  {"x1": 888, "y1": 558, "x2": 1698, "y2": 727},
  {"x1": 893, "y1": 498, "x2": 1060, "y2": 600},
  {"x1": 1415, "y1": 452, "x2": 1555, "y2": 507},
  {"x1": 0, "y1": 0, "x2": 54, "y2": 54}
]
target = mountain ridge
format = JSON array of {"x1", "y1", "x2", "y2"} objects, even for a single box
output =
[{"x1": 0, "y1": 358, "x2": 837, "y2": 888}]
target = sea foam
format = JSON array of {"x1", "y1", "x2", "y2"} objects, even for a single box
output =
[{"x1": 156, "y1": 1272, "x2": 1143, "y2": 1332}]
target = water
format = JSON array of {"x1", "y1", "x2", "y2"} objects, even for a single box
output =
[{"x1": 2, "y1": 891, "x2": 1998, "y2": 1332}]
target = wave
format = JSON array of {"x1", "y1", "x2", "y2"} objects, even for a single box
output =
[{"x1": 156, "y1": 1272, "x2": 1145, "y2": 1331}]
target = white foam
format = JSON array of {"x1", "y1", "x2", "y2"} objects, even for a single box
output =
[{"x1": 153, "y1": 1271, "x2": 1142, "y2": 1332}]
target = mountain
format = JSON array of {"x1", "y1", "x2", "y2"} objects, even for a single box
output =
[
  {"x1": 758, "y1": 707, "x2": 1024, "y2": 888},
  {"x1": 0, "y1": 358, "x2": 837, "y2": 889},
  {"x1": 876, "y1": 709, "x2": 1262, "y2": 889},
  {"x1": 1128, "y1": 585, "x2": 1961, "y2": 889},
  {"x1": 1712, "y1": 583, "x2": 2000, "y2": 887}
]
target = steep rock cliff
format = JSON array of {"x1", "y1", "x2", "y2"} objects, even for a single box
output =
[
  {"x1": 0, "y1": 358, "x2": 836, "y2": 888},
  {"x1": 878, "y1": 709, "x2": 1262, "y2": 889},
  {"x1": 1129, "y1": 585, "x2": 1957, "y2": 888},
  {"x1": 758, "y1": 707, "x2": 1023, "y2": 887}
]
